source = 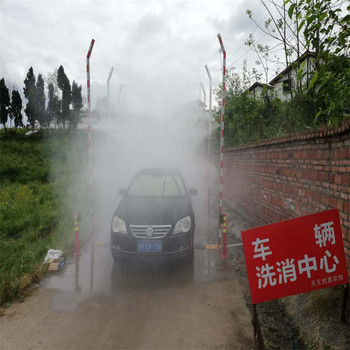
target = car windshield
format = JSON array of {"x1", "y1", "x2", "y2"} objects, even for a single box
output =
[{"x1": 127, "y1": 173, "x2": 186, "y2": 197}]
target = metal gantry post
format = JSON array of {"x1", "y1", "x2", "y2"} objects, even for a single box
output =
[
  {"x1": 217, "y1": 33, "x2": 226, "y2": 244},
  {"x1": 107, "y1": 67, "x2": 114, "y2": 118},
  {"x1": 200, "y1": 82, "x2": 207, "y2": 155},
  {"x1": 205, "y1": 64, "x2": 212, "y2": 158},
  {"x1": 118, "y1": 84, "x2": 124, "y2": 121},
  {"x1": 74, "y1": 212, "x2": 81, "y2": 292},
  {"x1": 86, "y1": 38, "x2": 95, "y2": 291},
  {"x1": 200, "y1": 82, "x2": 206, "y2": 109},
  {"x1": 205, "y1": 64, "x2": 212, "y2": 225}
]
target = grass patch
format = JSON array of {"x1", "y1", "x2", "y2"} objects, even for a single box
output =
[
  {"x1": 305, "y1": 286, "x2": 345, "y2": 321},
  {"x1": 285, "y1": 285, "x2": 349, "y2": 350},
  {"x1": 0, "y1": 129, "x2": 89, "y2": 305}
]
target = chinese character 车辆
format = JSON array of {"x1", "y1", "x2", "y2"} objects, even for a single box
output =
[
  {"x1": 252, "y1": 237, "x2": 272, "y2": 261},
  {"x1": 314, "y1": 221, "x2": 335, "y2": 248}
]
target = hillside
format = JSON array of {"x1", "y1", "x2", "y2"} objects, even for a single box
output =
[{"x1": 0, "y1": 129, "x2": 88, "y2": 305}]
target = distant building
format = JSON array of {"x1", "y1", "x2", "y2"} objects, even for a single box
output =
[
  {"x1": 268, "y1": 51, "x2": 316, "y2": 101},
  {"x1": 247, "y1": 51, "x2": 317, "y2": 102},
  {"x1": 247, "y1": 82, "x2": 274, "y2": 100}
]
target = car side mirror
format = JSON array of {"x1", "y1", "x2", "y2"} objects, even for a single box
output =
[
  {"x1": 188, "y1": 188, "x2": 198, "y2": 196},
  {"x1": 118, "y1": 188, "x2": 126, "y2": 196}
]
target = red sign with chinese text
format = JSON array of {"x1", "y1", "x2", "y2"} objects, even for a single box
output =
[{"x1": 242, "y1": 209, "x2": 348, "y2": 304}]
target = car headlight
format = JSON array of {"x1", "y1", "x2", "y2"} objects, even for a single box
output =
[
  {"x1": 173, "y1": 216, "x2": 191, "y2": 234},
  {"x1": 112, "y1": 216, "x2": 127, "y2": 234}
]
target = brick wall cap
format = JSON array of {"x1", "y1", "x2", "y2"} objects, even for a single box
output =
[{"x1": 224, "y1": 119, "x2": 350, "y2": 153}]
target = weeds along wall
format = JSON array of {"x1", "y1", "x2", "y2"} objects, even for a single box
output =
[{"x1": 220, "y1": 120, "x2": 350, "y2": 272}]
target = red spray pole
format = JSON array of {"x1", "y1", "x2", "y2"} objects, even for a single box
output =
[
  {"x1": 217, "y1": 34, "x2": 226, "y2": 245},
  {"x1": 86, "y1": 38, "x2": 95, "y2": 245},
  {"x1": 74, "y1": 212, "x2": 81, "y2": 292},
  {"x1": 86, "y1": 38, "x2": 95, "y2": 292},
  {"x1": 74, "y1": 212, "x2": 80, "y2": 256},
  {"x1": 221, "y1": 214, "x2": 228, "y2": 258}
]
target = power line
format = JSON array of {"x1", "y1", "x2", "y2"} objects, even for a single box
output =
[
  {"x1": 214, "y1": 5, "x2": 276, "y2": 80},
  {"x1": 226, "y1": 9, "x2": 272, "y2": 66},
  {"x1": 214, "y1": 32, "x2": 268, "y2": 80}
]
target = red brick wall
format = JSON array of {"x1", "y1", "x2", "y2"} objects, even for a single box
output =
[{"x1": 222, "y1": 121, "x2": 350, "y2": 272}]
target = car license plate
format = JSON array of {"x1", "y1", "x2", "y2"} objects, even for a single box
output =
[{"x1": 137, "y1": 240, "x2": 162, "y2": 253}]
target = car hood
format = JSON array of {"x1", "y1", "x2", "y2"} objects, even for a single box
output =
[{"x1": 115, "y1": 196, "x2": 192, "y2": 226}]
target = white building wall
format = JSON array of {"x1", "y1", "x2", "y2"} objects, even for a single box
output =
[
  {"x1": 249, "y1": 86, "x2": 274, "y2": 100},
  {"x1": 272, "y1": 56, "x2": 316, "y2": 101}
]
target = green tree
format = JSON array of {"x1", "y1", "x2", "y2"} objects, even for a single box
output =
[
  {"x1": 23, "y1": 67, "x2": 37, "y2": 128},
  {"x1": 36, "y1": 74, "x2": 46, "y2": 127},
  {"x1": 71, "y1": 81, "x2": 83, "y2": 112},
  {"x1": 71, "y1": 81, "x2": 83, "y2": 129},
  {"x1": 46, "y1": 69, "x2": 59, "y2": 95},
  {"x1": 0, "y1": 78, "x2": 10, "y2": 130},
  {"x1": 245, "y1": 0, "x2": 349, "y2": 126},
  {"x1": 57, "y1": 65, "x2": 71, "y2": 128},
  {"x1": 46, "y1": 69, "x2": 60, "y2": 127},
  {"x1": 246, "y1": 0, "x2": 309, "y2": 99},
  {"x1": 287, "y1": 0, "x2": 350, "y2": 124},
  {"x1": 47, "y1": 83, "x2": 60, "y2": 128},
  {"x1": 10, "y1": 90, "x2": 23, "y2": 127}
]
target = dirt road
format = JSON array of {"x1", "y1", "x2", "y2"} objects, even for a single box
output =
[
  {"x1": 0, "y1": 244, "x2": 254, "y2": 350},
  {"x1": 1, "y1": 150, "x2": 255, "y2": 349}
]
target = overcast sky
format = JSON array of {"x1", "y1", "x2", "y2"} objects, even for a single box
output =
[{"x1": 1, "y1": 0, "x2": 283, "y2": 114}]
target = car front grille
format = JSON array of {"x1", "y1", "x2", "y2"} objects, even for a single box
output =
[{"x1": 129, "y1": 225, "x2": 171, "y2": 239}]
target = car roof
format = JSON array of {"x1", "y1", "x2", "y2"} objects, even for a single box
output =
[{"x1": 136, "y1": 168, "x2": 182, "y2": 176}]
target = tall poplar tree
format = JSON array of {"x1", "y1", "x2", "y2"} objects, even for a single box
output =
[
  {"x1": 10, "y1": 90, "x2": 23, "y2": 127},
  {"x1": 71, "y1": 80, "x2": 83, "y2": 128},
  {"x1": 47, "y1": 83, "x2": 60, "y2": 128},
  {"x1": 0, "y1": 78, "x2": 10, "y2": 130},
  {"x1": 57, "y1": 65, "x2": 71, "y2": 128},
  {"x1": 36, "y1": 74, "x2": 46, "y2": 127},
  {"x1": 23, "y1": 67, "x2": 36, "y2": 128}
]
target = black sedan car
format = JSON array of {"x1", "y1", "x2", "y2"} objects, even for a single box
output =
[{"x1": 111, "y1": 168, "x2": 197, "y2": 263}]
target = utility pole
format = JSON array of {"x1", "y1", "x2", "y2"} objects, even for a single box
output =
[{"x1": 107, "y1": 67, "x2": 114, "y2": 118}]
